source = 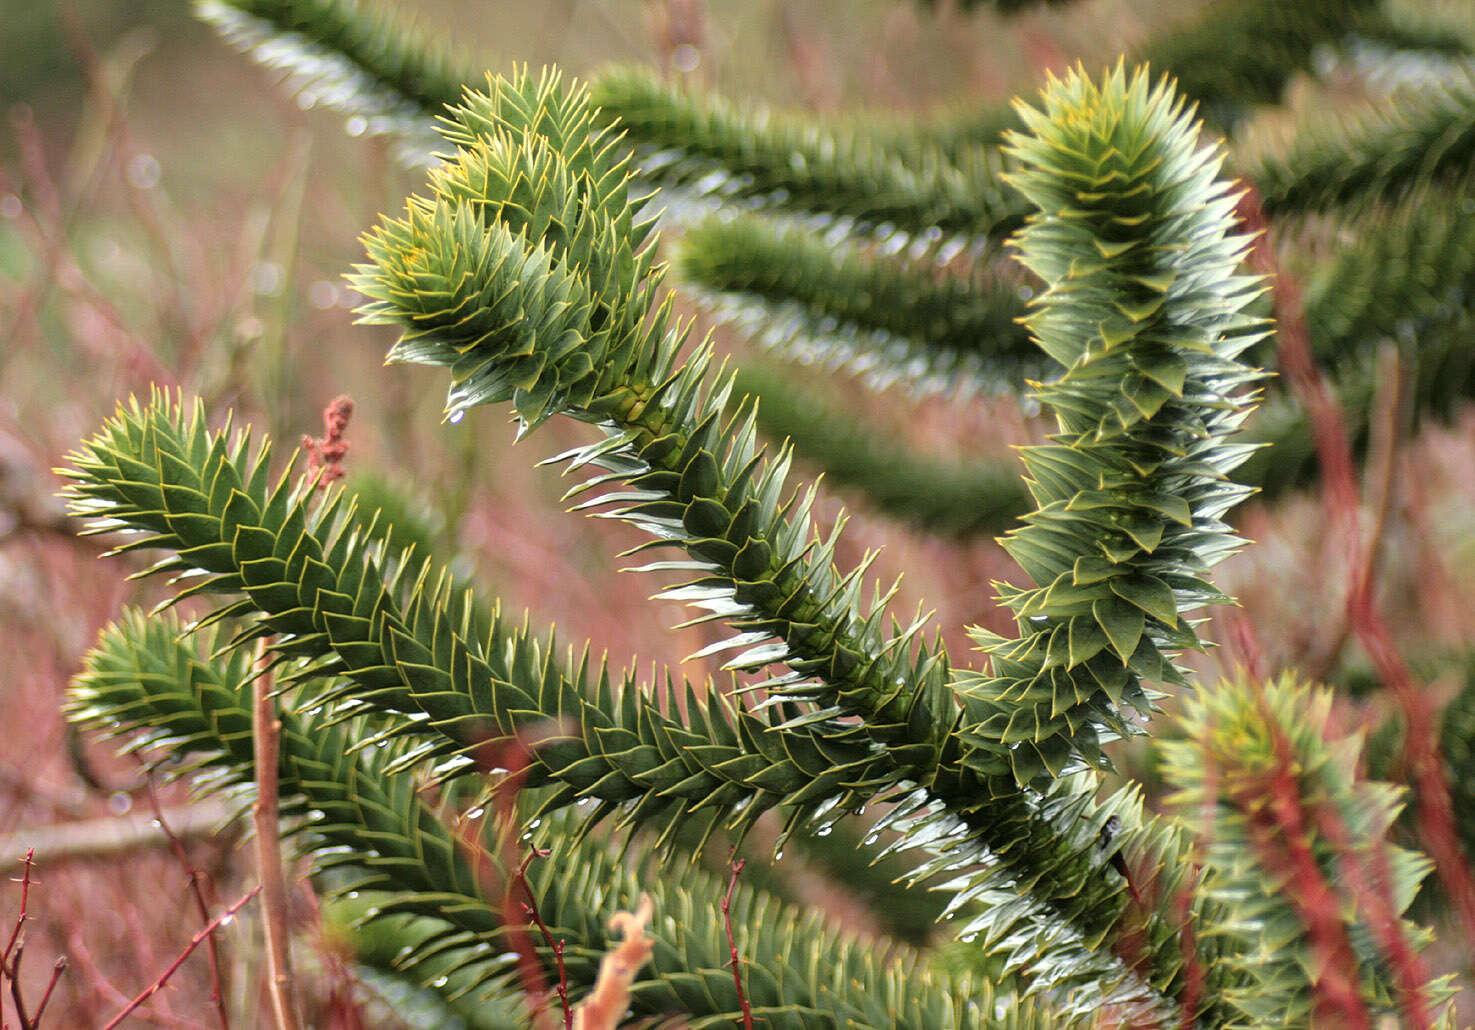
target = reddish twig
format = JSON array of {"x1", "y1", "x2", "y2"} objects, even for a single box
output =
[
  {"x1": 1239, "y1": 186, "x2": 1475, "y2": 943},
  {"x1": 1350, "y1": 596, "x2": 1475, "y2": 937},
  {"x1": 2, "y1": 849, "x2": 35, "y2": 969},
  {"x1": 1240, "y1": 706, "x2": 1372, "y2": 1029},
  {"x1": 6, "y1": 940, "x2": 31, "y2": 1030},
  {"x1": 482, "y1": 739, "x2": 555, "y2": 1029},
  {"x1": 1308, "y1": 801, "x2": 1435, "y2": 1028},
  {"x1": 1175, "y1": 710, "x2": 1221, "y2": 1030},
  {"x1": 138, "y1": 767, "x2": 230, "y2": 1030},
  {"x1": 30, "y1": 957, "x2": 66, "y2": 1027},
  {"x1": 0, "y1": 853, "x2": 58, "y2": 1030},
  {"x1": 516, "y1": 849, "x2": 571, "y2": 1029},
  {"x1": 462, "y1": 724, "x2": 576, "y2": 1029},
  {"x1": 1239, "y1": 675, "x2": 1438, "y2": 1026},
  {"x1": 296, "y1": 887, "x2": 367, "y2": 1030},
  {"x1": 63, "y1": 930, "x2": 133, "y2": 1014},
  {"x1": 253, "y1": 642, "x2": 301, "y2": 1030},
  {"x1": 722, "y1": 854, "x2": 754, "y2": 1030},
  {"x1": 101, "y1": 886, "x2": 261, "y2": 1030}
]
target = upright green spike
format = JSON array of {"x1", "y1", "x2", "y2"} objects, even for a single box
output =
[{"x1": 954, "y1": 63, "x2": 1270, "y2": 784}]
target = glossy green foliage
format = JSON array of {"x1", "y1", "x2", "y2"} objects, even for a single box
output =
[
  {"x1": 60, "y1": 388, "x2": 1232, "y2": 1021},
  {"x1": 1256, "y1": 67, "x2": 1475, "y2": 215},
  {"x1": 62, "y1": 64, "x2": 1265, "y2": 1021},
  {"x1": 347, "y1": 82, "x2": 1227, "y2": 1012},
  {"x1": 954, "y1": 64, "x2": 1268, "y2": 781},
  {"x1": 589, "y1": 65, "x2": 1023, "y2": 245},
  {"x1": 72, "y1": 611, "x2": 1041, "y2": 1029},
  {"x1": 1160, "y1": 674, "x2": 1446, "y2": 1027},
  {"x1": 1302, "y1": 181, "x2": 1475, "y2": 366},
  {"x1": 351, "y1": 89, "x2": 1224, "y2": 1008},
  {"x1": 353, "y1": 68, "x2": 960, "y2": 776},
  {"x1": 679, "y1": 214, "x2": 1039, "y2": 394},
  {"x1": 59, "y1": 392, "x2": 911, "y2": 847},
  {"x1": 61, "y1": 23, "x2": 1457, "y2": 1021}
]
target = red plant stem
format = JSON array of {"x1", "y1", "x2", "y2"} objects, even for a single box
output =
[
  {"x1": 723, "y1": 855, "x2": 754, "y2": 1030},
  {"x1": 31, "y1": 957, "x2": 66, "y2": 1027},
  {"x1": 101, "y1": 887, "x2": 261, "y2": 1030},
  {"x1": 3, "y1": 849, "x2": 34, "y2": 968},
  {"x1": 63, "y1": 930, "x2": 132, "y2": 1013},
  {"x1": 1176, "y1": 712, "x2": 1220, "y2": 1030},
  {"x1": 1309, "y1": 802, "x2": 1434, "y2": 1027},
  {"x1": 139, "y1": 767, "x2": 230, "y2": 1030},
  {"x1": 252, "y1": 645, "x2": 301, "y2": 1030},
  {"x1": 1, "y1": 854, "x2": 47, "y2": 1030},
  {"x1": 8, "y1": 939, "x2": 34, "y2": 1030},
  {"x1": 516, "y1": 850, "x2": 571, "y2": 1029},
  {"x1": 1242, "y1": 753, "x2": 1371, "y2": 1025},
  {"x1": 472, "y1": 735, "x2": 555, "y2": 1030},
  {"x1": 1350, "y1": 596, "x2": 1475, "y2": 937},
  {"x1": 1239, "y1": 187, "x2": 1475, "y2": 943}
]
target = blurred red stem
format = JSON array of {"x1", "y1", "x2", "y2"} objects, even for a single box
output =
[
  {"x1": 2, "y1": 849, "x2": 34, "y2": 967},
  {"x1": 517, "y1": 849, "x2": 571, "y2": 1029},
  {"x1": 474, "y1": 736, "x2": 555, "y2": 1030},
  {"x1": 100, "y1": 886, "x2": 261, "y2": 1030},
  {"x1": 1243, "y1": 681, "x2": 1371, "y2": 1028},
  {"x1": 723, "y1": 855, "x2": 754, "y2": 1030},
  {"x1": 1240, "y1": 186, "x2": 1475, "y2": 944},
  {"x1": 139, "y1": 768, "x2": 230, "y2": 1030},
  {"x1": 253, "y1": 644, "x2": 300, "y2": 1030}
]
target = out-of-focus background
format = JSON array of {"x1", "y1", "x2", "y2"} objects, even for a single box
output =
[{"x1": 3, "y1": 0, "x2": 1474, "y2": 1025}]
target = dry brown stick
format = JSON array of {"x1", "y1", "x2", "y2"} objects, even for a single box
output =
[
  {"x1": 252, "y1": 643, "x2": 300, "y2": 1030},
  {"x1": 0, "y1": 801, "x2": 235, "y2": 864}
]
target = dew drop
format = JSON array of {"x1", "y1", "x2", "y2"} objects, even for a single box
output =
[
  {"x1": 126, "y1": 153, "x2": 161, "y2": 190},
  {"x1": 448, "y1": 410, "x2": 466, "y2": 425},
  {"x1": 250, "y1": 261, "x2": 284, "y2": 297},
  {"x1": 863, "y1": 834, "x2": 879, "y2": 846},
  {"x1": 772, "y1": 850, "x2": 783, "y2": 862},
  {"x1": 218, "y1": 913, "x2": 234, "y2": 927},
  {"x1": 308, "y1": 280, "x2": 339, "y2": 310},
  {"x1": 672, "y1": 44, "x2": 701, "y2": 73},
  {"x1": 108, "y1": 791, "x2": 133, "y2": 815}
]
